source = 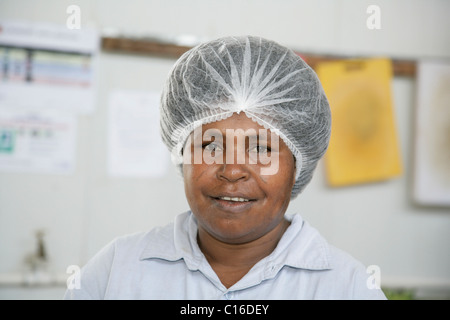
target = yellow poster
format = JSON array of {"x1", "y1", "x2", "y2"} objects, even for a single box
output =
[{"x1": 316, "y1": 58, "x2": 402, "y2": 187}]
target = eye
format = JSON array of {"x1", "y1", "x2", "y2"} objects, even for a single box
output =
[
  {"x1": 203, "y1": 142, "x2": 222, "y2": 152},
  {"x1": 249, "y1": 145, "x2": 271, "y2": 154}
]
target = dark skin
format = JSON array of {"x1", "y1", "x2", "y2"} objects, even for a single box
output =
[{"x1": 183, "y1": 112, "x2": 296, "y2": 288}]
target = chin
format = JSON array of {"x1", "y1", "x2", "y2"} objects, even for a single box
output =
[{"x1": 205, "y1": 218, "x2": 261, "y2": 244}]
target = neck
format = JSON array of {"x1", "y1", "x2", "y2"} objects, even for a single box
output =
[{"x1": 197, "y1": 218, "x2": 290, "y2": 288}]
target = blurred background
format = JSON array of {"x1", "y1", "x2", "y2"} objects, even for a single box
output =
[{"x1": 0, "y1": 0, "x2": 449, "y2": 300}]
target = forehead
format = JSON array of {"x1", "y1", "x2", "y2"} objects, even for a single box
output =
[{"x1": 202, "y1": 112, "x2": 266, "y2": 132}]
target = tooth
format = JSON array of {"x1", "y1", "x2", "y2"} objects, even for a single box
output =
[{"x1": 219, "y1": 196, "x2": 249, "y2": 202}]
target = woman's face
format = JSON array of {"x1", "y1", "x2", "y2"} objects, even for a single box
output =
[{"x1": 183, "y1": 112, "x2": 296, "y2": 244}]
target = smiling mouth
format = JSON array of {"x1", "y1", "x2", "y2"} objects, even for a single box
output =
[
  {"x1": 217, "y1": 196, "x2": 250, "y2": 202},
  {"x1": 211, "y1": 195, "x2": 257, "y2": 211}
]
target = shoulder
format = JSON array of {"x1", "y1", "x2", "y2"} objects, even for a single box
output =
[
  {"x1": 286, "y1": 215, "x2": 386, "y2": 299},
  {"x1": 64, "y1": 217, "x2": 180, "y2": 300},
  {"x1": 328, "y1": 244, "x2": 366, "y2": 271},
  {"x1": 326, "y1": 244, "x2": 386, "y2": 299},
  {"x1": 112, "y1": 222, "x2": 176, "y2": 256}
]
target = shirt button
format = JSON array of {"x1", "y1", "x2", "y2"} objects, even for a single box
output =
[{"x1": 224, "y1": 292, "x2": 232, "y2": 300}]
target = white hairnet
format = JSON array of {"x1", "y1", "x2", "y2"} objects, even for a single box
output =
[{"x1": 160, "y1": 36, "x2": 331, "y2": 199}]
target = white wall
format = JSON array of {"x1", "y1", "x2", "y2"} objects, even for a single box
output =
[{"x1": 0, "y1": 0, "x2": 449, "y2": 299}]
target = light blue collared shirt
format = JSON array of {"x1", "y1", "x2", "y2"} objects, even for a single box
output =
[{"x1": 64, "y1": 211, "x2": 386, "y2": 300}]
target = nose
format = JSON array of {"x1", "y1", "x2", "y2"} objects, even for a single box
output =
[{"x1": 217, "y1": 162, "x2": 250, "y2": 183}]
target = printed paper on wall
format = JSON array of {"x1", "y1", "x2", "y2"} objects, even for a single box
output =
[
  {"x1": 0, "y1": 20, "x2": 98, "y2": 114},
  {"x1": 0, "y1": 108, "x2": 77, "y2": 174},
  {"x1": 316, "y1": 58, "x2": 402, "y2": 187},
  {"x1": 107, "y1": 90, "x2": 169, "y2": 178},
  {"x1": 413, "y1": 60, "x2": 450, "y2": 206}
]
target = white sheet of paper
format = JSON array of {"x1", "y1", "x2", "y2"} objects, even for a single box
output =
[
  {"x1": 0, "y1": 20, "x2": 98, "y2": 114},
  {"x1": 413, "y1": 60, "x2": 450, "y2": 206},
  {"x1": 0, "y1": 108, "x2": 77, "y2": 174},
  {"x1": 107, "y1": 90, "x2": 169, "y2": 178}
]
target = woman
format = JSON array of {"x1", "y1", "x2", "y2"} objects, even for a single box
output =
[{"x1": 65, "y1": 36, "x2": 386, "y2": 299}]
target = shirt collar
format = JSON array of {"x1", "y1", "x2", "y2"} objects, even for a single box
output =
[
  {"x1": 270, "y1": 214, "x2": 333, "y2": 270},
  {"x1": 139, "y1": 211, "x2": 202, "y2": 269},
  {"x1": 139, "y1": 211, "x2": 333, "y2": 271}
]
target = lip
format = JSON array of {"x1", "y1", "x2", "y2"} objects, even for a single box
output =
[
  {"x1": 211, "y1": 197, "x2": 256, "y2": 212},
  {"x1": 209, "y1": 194, "x2": 258, "y2": 213},
  {"x1": 211, "y1": 191, "x2": 258, "y2": 200}
]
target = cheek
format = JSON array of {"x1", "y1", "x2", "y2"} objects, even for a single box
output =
[
  {"x1": 183, "y1": 163, "x2": 210, "y2": 185},
  {"x1": 261, "y1": 155, "x2": 296, "y2": 193},
  {"x1": 183, "y1": 164, "x2": 211, "y2": 208},
  {"x1": 283, "y1": 153, "x2": 297, "y2": 189},
  {"x1": 183, "y1": 164, "x2": 197, "y2": 203},
  {"x1": 182, "y1": 163, "x2": 191, "y2": 182}
]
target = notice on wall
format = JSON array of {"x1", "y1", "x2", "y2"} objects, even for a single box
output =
[
  {"x1": 316, "y1": 58, "x2": 402, "y2": 187},
  {"x1": 0, "y1": 20, "x2": 98, "y2": 114},
  {"x1": 413, "y1": 60, "x2": 450, "y2": 207},
  {"x1": 0, "y1": 108, "x2": 77, "y2": 174},
  {"x1": 107, "y1": 90, "x2": 169, "y2": 178}
]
